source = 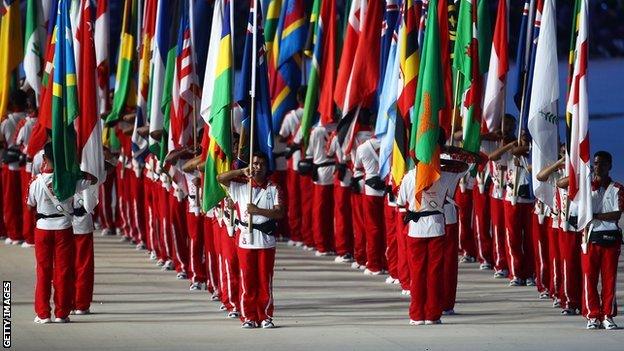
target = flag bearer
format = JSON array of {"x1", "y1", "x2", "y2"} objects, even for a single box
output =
[{"x1": 71, "y1": 189, "x2": 97, "y2": 315}]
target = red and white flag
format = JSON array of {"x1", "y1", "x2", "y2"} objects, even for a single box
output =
[
  {"x1": 482, "y1": 0, "x2": 509, "y2": 133},
  {"x1": 95, "y1": 0, "x2": 109, "y2": 115},
  {"x1": 566, "y1": 0, "x2": 592, "y2": 230}
]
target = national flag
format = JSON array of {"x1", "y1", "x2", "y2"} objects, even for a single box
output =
[
  {"x1": 270, "y1": 0, "x2": 307, "y2": 133},
  {"x1": 566, "y1": 0, "x2": 592, "y2": 230},
  {"x1": 105, "y1": 0, "x2": 137, "y2": 125},
  {"x1": 527, "y1": 0, "x2": 558, "y2": 208},
  {"x1": 453, "y1": 0, "x2": 483, "y2": 153},
  {"x1": 299, "y1": 0, "x2": 338, "y2": 145},
  {"x1": 95, "y1": 0, "x2": 110, "y2": 115},
  {"x1": 512, "y1": 0, "x2": 536, "y2": 124},
  {"x1": 410, "y1": 0, "x2": 444, "y2": 207},
  {"x1": 438, "y1": 0, "x2": 453, "y2": 135},
  {"x1": 202, "y1": 0, "x2": 233, "y2": 211},
  {"x1": 191, "y1": 0, "x2": 213, "y2": 86},
  {"x1": 23, "y1": 0, "x2": 47, "y2": 101},
  {"x1": 265, "y1": 0, "x2": 282, "y2": 85},
  {"x1": 482, "y1": 0, "x2": 509, "y2": 133},
  {"x1": 378, "y1": 0, "x2": 401, "y2": 96},
  {"x1": 51, "y1": 0, "x2": 82, "y2": 201},
  {"x1": 0, "y1": 0, "x2": 22, "y2": 120},
  {"x1": 236, "y1": 0, "x2": 274, "y2": 168}
]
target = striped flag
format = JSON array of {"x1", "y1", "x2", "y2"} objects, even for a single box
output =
[
  {"x1": 51, "y1": 0, "x2": 82, "y2": 201},
  {"x1": 95, "y1": 0, "x2": 110, "y2": 115},
  {"x1": 482, "y1": 0, "x2": 509, "y2": 133},
  {"x1": 23, "y1": 0, "x2": 47, "y2": 101},
  {"x1": 0, "y1": 0, "x2": 22, "y2": 121},
  {"x1": 566, "y1": 0, "x2": 592, "y2": 230},
  {"x1": 265, "y1": 0, "x2": 283, "y2": 85},
  {"x1": 202, "y1": 0, "x2": 233, "y2": 211},
  {"x1": 528, "y1": 0, "x2": 558, "y2": 208},
  {"x1": 378, "y1": 0, "x2": 401, "y2": 102}
]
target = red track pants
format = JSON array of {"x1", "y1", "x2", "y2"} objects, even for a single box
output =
[
  {"x1": 0, "y1": 172, "x2": 5, "y2": 237},
  {"x1": 490, "y1": 197, "x2": 508, "y2": 272},
  {"x1": 20, "y1": 168, "x2": 35, "y2": 244},
  {"x1": 299, "y1": 175, "x2": 315, "y2": 247},
  {"x1": 472, "y1": 188, "x2": 492, "y2": 265},
  {"x1": 396, "y1": 212, "x2": 410, "y2": 290},
  {"x1": 531, "y1": 215, "x2": 551, "y2": 293},
  {"x1": 129, "y1": 172, "x2": 146, "y2": 244},
  {"x1": 73, "y1": 233, "x2": 94, "y2": 311},
  {"x1": 504, "y1": 201, "x2": 534, "y2": 280},
  {"x1": 218, "y1": 225, "x2": 240, "y2": 312},
  {"x1": 442, "y1": 223, "x2": 459, "y2": 312},
  {"x1": 560, "y1": 230, "x2": 582, "y2": 310},
  {"x1": 286, "y1": 169, "x2": 302, "y2": 243},
  {"x1": 547, "y1": 226, "x2": 562, "y2": 300},
  {"x1": 168, "y1": 194, "x2": 189, "y2": 274},
  {"x1": 333, "y1": 182, "x2": 353, "y2": 257},
  {"x1": 384, "y1": 204, "x2": 398, "y2": 279},
  {"x1": 363, "y1": 195, "x2": 385, "y2": 272},
  {"x1": 203, "y1": 217, "x2": 220, "y2": 293},
  {"x1": 581, "y1": 243, "x2": 620, "y2": 319},
  {"x1": 34, "y1": 228, "x2": 74, "y2": 319},
  {"x1": 98, "y1": 171, "x2": 116, "y2": 231},
  {"x1": 408, "y1": 235, "x2": 445, "y2": 321},
  {"x1": 3, "y1": 166, "x2": 23, "y2": 241},
  {"x1": 186, "y1": 212, "x2": 206, "y2": 284},
  {"x1": 352, "y1": 192, "x2": 367, "y2": 266},
  {"x1": 455, "y1": 189, "x2": 476, "y2": 258},
  {"x1": 157, "y1": 187, "x2": 172, "y2": 261},
  {"x1": 237, "y1": 247, "x2": 276, "y2": 324},
  {"x1": 312, "y1": 184, "x2": 334, "y2": 253}
]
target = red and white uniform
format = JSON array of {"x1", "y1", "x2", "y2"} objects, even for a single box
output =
[
  {"x1": 397, "y1": 168, "x2": 464, "y2": 322},
  {"x1": 72, "y1": 191, "x2": 96, "y2": 312},
  {"x1": 489, "y1": 154, "x2": 509, "y2": 273},
  {"x1": 16, "y1": 115, "x2": 37, "y2": 245},
  {"x1": 354, "y1": 138, "x2": 386, "y2": 272},
  {"x1": 581, "y1": 178, "x2": 623, "y2": 320},
  {"x1": 1, "y1": 112, "x2": 26, "y2": 242},
  {"x1": 531, "y1": 201, "x2": 551, "y2": 294},
  {"x1": 442, "y1": 199, "x2": 459, "y2": 312},
  {"x1": 328, "y1": 133, "x2": 354, "y2": 257},
  {"x1": 279, "y1": 108, "x2": 303, "y2": 243},
  {"x1": 27, "y1": 172, "x2": 91, "y2": 320},
  {"x1": 230, "y1": 179, "x2": 282, "y2": 324},
  {"x1": 306, "y1": 124, "x2": 335, "y2": 253},
  {"x1": 185, "y1": 172, "x2": 206, "y2": 285},
  {"x1": 456, "y1": 175, "x2": 476, "y2": 258},
  {"x1": 350, "y1": 130, "x2": 373, "y2": 267},
  {"x1": 168, "y1": 166, "x2": 190, "y2": 275},
  {"x1": 473, "y1": 140, "x2": 495, "y2": 265}
]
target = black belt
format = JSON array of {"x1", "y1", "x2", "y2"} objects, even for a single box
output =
[
  {"x1": 403, "y1": 210, "x2": 443, "y2": 224},
  {"x1": 73, "y1": 206, "x2": 87, "y2": 217},
  {"x1": 273, "y1": 151, "x2": 287, "y2": 158},
  {"x1": 350, "y1": 175, "x2": 363, "y2": 192},
  {"x1": 189, "y1": 195, "x2": 196, "y2": 199},
  {"x1": 235, "y1": 219, "x2": 278, "y2": 236},
  {"x1": 364, "y1": 176, "x2": 386, "y2": 191},
  {"x1": 36, "y1": 213, "x2": 66, "y2": 220}
]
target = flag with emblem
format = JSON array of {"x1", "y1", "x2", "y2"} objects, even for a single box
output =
[{"x1": 23, "y1": 0, "x2": 47, "y2": 101}]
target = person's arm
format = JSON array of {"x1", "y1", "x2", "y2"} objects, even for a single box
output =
[
  {"x1": 488, "y1": 141, "x2": 516, "y2": 161},
  {"x1": 442, "y1": 145, "x2": 485, "y2": 165},
  {"x1": 440, "y1": 159, "x2": 470, "y2": 174},
  {"x1": 216, "y1": 167, "x2": 249, "y2": 187},
  {"x1": 536, "y1": 157, "x2": 565, "y2": 182},
  {"x1": 182, "y1": 155, "x2": 202, "y2": 173},
  {"x1": 556, "y1": 176, "x2": 569, "y2": 189},
  {"x1": 246, "y1": 204, "x2": 285, "y2": 220},
  {"x1": 593, "y1": 211, "x2": 622, "y2": 222}
]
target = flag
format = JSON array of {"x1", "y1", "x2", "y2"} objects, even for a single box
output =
[
  {"x1": 512, "y1": 0, "x2": 535, "y2": 124},
  {"x1": 265, "y1": 0, "x2": 282, "y2": 85},
  {"x1": 157, "y1": 0, "x2": 182, "y2": 161},
  {"x1": 438, "y1": 0, "x2": 453, "y2": 135},
  {"x1": 76, "y1": 0, "x2": 105, "y2": 184},
  {"x1": 23, "y1": 0, "x2": 47, "y2": 100},
  {"x1": 0, "y1": 0, "x2": 22, "y2": 121},
  {"x1": 202, "y1": 0, "x2": 233, "y2": 211},
  {"x1": 192, "y1": 0, "x2": 212, "y2": 86},
  {"x1": 95, "y1": 0, "x2": 110, "y2": 115},
  {"x1": 299, "y1": 0, "x2": 338, "y2": 144},
  {"x1": 410, "y1": 0, "x2": 443, "y2": 208},
  {"x1": 527, "y1": 0, "x2": 558, "y2": 208},
  {"x1": 51, "y1": 0, "x2": 82, "y2": 201},
  {"x1": 270, "y1": 0, "x2": 307, "y2": 133},
  {"x1": 482, "y1": 0, "x2": 508, "y2": 133},
  {"x1": 379, "y1": 0, "x2": 401, "y2": 87},
  {"x1": 105, "y1": 0, "x2": 137, "y2": 125},
  {"x1": 453, "y1": 0, "x2": 483, "y2": 153},
  {"x1": 396, "y1": 0, "x2": 419, "y2": 121},
  {"x1": 236, "y1": 0, "x2": 274, "y2": 168},
  {"x1": 566, "y1": 0, "x2": 591, "y2": 230}
]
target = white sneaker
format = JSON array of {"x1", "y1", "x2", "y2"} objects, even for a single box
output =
[
  {"x1": 538, "y1": 291, "x2": 550, "y2": 300},
  {"x1": 586, "y1": 318, "x2": 600, "y2": 330},
  {"x1": 287, "y1": 240, "x2": 296, "y2": 246},
  {"x1": 218, "y1": 304, "x2": 227, "y2": 311},
  {"x1": 442, "y1": 309, "x2": 455, "y2": 316},
  {"x1": 11, "y1": 240, "x2": 22, "y2": 246},
  {"x1": 54, "y1": 317, "x2": 70, "y2": 323},
  {"x1": 227, "y1": 311, "x2": 240, "y2": 319},
  {"x1": 4, "y1": 238, "x2": 13, "y2": 245},
  {"x1": 115, "y1": 228, "x2": 123, "y2": 236},
  {"x1": 74, "y1": 309, "x2": 90, "y2": 315},
  {"x1": 119, "y1": 235, "x2": 130, "y2": 242},
  {"x1": 334, "y1": 254, "x2": 354, "y2": 263},
  {"x1": 526, "y1": 278, "x2": 536, "y2": 286},
  {"x1": 350, "y1": 262, "x2": 361, "y2": 270},
  {"x1": 409, "y1": 320, "x2": 425, "y2": 326},
  {"x1": 211, "y1": 293, "x2": 220, "y2": 301},
  {"x1": 156, "y1": 259, "x2": 165, "y2": 267},
  {"x1": 460, "y1": 255, "x2": 476, "y2": 263},
  {"x1": 393, "y1": 279, "x2": 401, "y2": 285},
  {"x1": 21, "y1": 242, "x2": 34, "y2": 248},
  {"x1": 385, "y1": 276, "x2": 395, "y2": 284},
  {"x1": 315, "y1": 250, "x2": 330, "y2": 257},
  {"x1": 34, "y1": 316, "x2": 51, "y2": 324},
  {"x1": 305, "y1": 246, "x2": 315, "y2": 251},
  {"x1": 241, "y1": 320, "x2": 257, "y2": 329},
  {"x1": 261, "y1": 318, "x2": 276, "y2": 328},
  {"x1": 176, "y1": 272, "x2": 188, "y2": 280},
  {"x1": 603, "y1": 317, "x2": 618, "y2": 330},
  {"x1": 189, "y1": 282, "x2": 202, "y2": 291},
  {"x1": 162, "y1": 260, "x2": 174, "y2": 271},
  {"x1": 479, "y1": 262, "x2": 492, "y2": 270},
  {"x1": 135, "y1": 242, "x2": 146, "y2": 250},
  {"x1": 149, "y1": 251, "x2": 158, "y2": 261},
  {"x1": 401, "y1": 289, "x2": 411, "y2": 296},
  {"x1": 509, "y1": 278, "x2": 525, "y2": 287},
  {"x1": 363, "y1": 268, "x2": 381, "y2": 276},
  {"x1": 294, "y1": 241, "x2": 304, "y2": 247},
  {"x1": 493, "y1": 269, "x2": 508, "y2": 279},
  {"x1": 425, "y1": 319, "x2": 442, "y2": 325},
  {"x1": 552, "y1": 299, "x2": 561, "y2": 308},
  {"x1": 101, "y1": 228, "x2": 114, "y2": 236}
]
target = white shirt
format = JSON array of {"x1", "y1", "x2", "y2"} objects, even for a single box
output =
[
  {"x1": 229, "y1": 180, "x2": 282, "y2": 249},
  {"x1": 27, "y1": 173, "x2": 91, "y2": 230},
  {"x1": 354, "y1": 138, "x2": 384, "y2": 197},
  {"x1": 1, "y1": 112, "x2": 26, "y2": 170},
  {"x1": 306, "y1": 124, "x2": 335, "y2": 186},
  {"x1": 504, "y1": 155, "x2": 535, "y2": 204},
  {"x1": 557, "y1": 186, "x2": 579, "y2": 232},
  {"x1": 397, "y1": 168, "x2": 464, "y2": 238},
  {"x1": 278, "y1": 108, "x2": 303, "y2": 171},
  {"x1": 590, "y1": 180, "x2": 624, "y2": 233},
  {"x1": 72, "y1": 192, "x2": 94, "y2": 235},
  {"x1": 328, "y1": 134, "x2": 352, "y2": 187},
  {"x1": 185, "y1": 172, "x2": 201, "y2": 214}
]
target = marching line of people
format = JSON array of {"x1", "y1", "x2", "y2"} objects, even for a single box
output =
[{"x1": 1, "y1": 89, "x2": 622, "y2": 330}]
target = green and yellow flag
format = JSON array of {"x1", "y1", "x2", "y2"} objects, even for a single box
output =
[{"x1": 0, "y1": 0, "x2": 23, "y2": 120}]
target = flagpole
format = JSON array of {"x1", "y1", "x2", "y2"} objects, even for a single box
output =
[
  {"x1": 248, "y1": 0, "x2": 259, "y2": 237},
  {"x1": 512, "y1": 69, "x2": 529, "y2": 199},
  {"x1": 229, "y1": 0, "x2": 236, "y2": 228},
  {"x1": 449, "y1": 71, "x2": 461, "y2": 146}
]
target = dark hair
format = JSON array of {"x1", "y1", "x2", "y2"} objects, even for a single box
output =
[
  {"x1": 437, "y1": 127, "x2": 447, "y2": 148},
  {"x1": 252, "y1": 151, "x2": 269, "y2": 164},
  {"x1": 297, "y1": 86, "x2": 307, "y2": 103},
  {"x1": 594, "y1": 150, "x2": 612, "y2": 164},
  {"x1": 44, "y1": 142, "x2": 54, "y2": 163},
  {"x1": 10, "y1": 90, "x2": 27, "y2": 110},
  {"x1": 504, "y1": 113, "x2": 517, "y2": 122}
]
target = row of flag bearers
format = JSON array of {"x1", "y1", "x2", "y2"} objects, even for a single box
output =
[{"x1": 0, "y1": 0, "x2": 621, "y2": 331}]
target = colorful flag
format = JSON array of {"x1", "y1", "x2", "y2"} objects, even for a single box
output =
[
  {"x1": 51, "y1": 0, "x2": 82, "y2": 201},
  {"x1": 300, "y1": 0, "x2": 338, "y2": 144},
  {"x1": 482, "y1": 0, "x2": 509, "y2": 133},
  {"x1": 438, "y1": 0, "x2": 453, "y2": 135},
  {"x1": 410, "y1": 0, "x2": 443, "y2": 207},
  {"x1": 95, "y1": 0, "x2": 110, "y2": 115},
  {"x1": 23, "y1": 0, "x2": 47, "y2": 101},
  {"x1": 105, "y1": 0, "x2": 137, "y2": 125},
  {"x1": 528, "y1": 0, "x2": 558, "y2": 208},
  {"x1": 0, "y1": 0, "x2": 23, "y2": 121},
  {"x1": 202, "y1": 0, "x2": 233, "y2": 211},
  {"x1": 236, "y1": 0, "x2": 274, "y2": 168},
  {"x1": 512, "y1": 0, "x2": 535, "y2": 119},
  {"x1": 396, "y1": 0, "x2": 419, "y2": 121},
  {"x1": 265, "y1": 0, "x2": 283, "y2": 85},
  {"x1": 566, "y1": 0, "x2": 592, "y2": 230}
]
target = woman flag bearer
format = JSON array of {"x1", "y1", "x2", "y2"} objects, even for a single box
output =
[
  {"x1": 217, "y1": 152, "x2": 285, "y2": 329},
  {"x1": 27, "y1": 143, "x2": 97, "y2": 324}
]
